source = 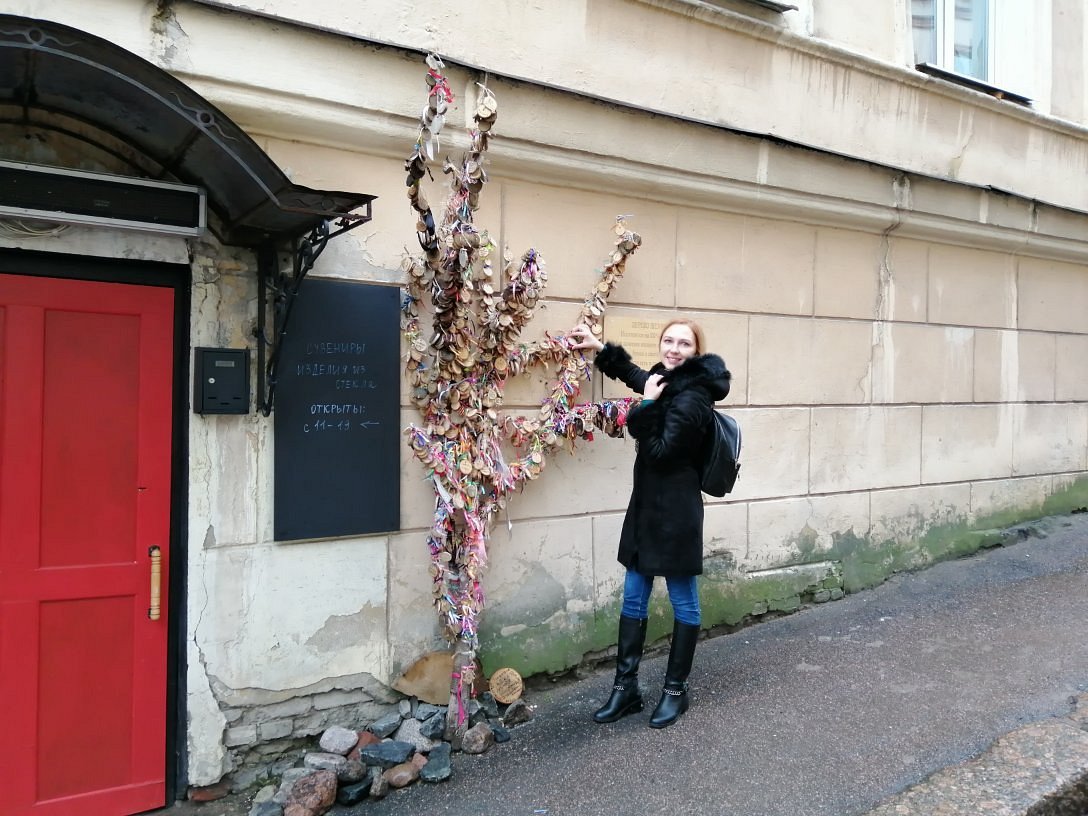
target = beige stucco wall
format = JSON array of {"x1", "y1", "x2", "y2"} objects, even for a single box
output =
[
  {"x1": 183, "y1": 0, "x2": 1088, "y2": 209},
  {"x1": 1052, "y1": 0, "x2": 1088, "y2": 122},
  {"x1": 810, "y1": 0, "x2": 911, "y2": 65},
  {"x1": 3, "y1": 0, "x2": 1088, "y2": 789}
]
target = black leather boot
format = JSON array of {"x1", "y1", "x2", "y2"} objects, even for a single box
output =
[
  {"x1": 593, "y1": 615, "x2": 648, "y2": 723},
  {"x1": 648, "y1": 621, "x2": 700, "y2": 729}
]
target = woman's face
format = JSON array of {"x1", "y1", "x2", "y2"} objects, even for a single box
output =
[{"x1": 659, "y1": 324, "x2": 698, "y2": 370}]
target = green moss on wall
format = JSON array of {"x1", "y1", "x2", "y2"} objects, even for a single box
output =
[
  {"x1": 477, "y1": 609, "x2": 608, "y2": 678},
  {"x1": 1043, "y1": 475, "x2": 1088, "y2": 516},
  {"x1": 699, "y1": 556, "x2": 831, "y2": 625}
]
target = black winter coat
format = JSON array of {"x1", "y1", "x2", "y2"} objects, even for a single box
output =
[{"x1": 594, "y1": 343, "x2": 732, "y2": 577}]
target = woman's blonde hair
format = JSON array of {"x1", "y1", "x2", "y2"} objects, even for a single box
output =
[{"x1": 658, "y1": 318, "x2": 706, "y2": 356}]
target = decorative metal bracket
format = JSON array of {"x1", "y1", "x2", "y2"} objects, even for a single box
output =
[{"x1": 255, "y1": 214, "x2": 371, "y2": 416}]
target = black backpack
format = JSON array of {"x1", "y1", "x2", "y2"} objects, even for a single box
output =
[{"x1": 700, "y1": 411, "x2": 741, "y2": 497}]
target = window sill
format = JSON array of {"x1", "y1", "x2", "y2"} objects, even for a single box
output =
[
  {"x1": 684, "y1": 0, "x2": 797, "y2": 14},
  {"x1": 915, "y1": 63, "x2": 1032, "y2": 107},
  {"x1": 702, "y1": 0, "x2": 797, "y2": 10},
  {"x1": 740, "y1": 0, "x2": 797, "y2": 10}
]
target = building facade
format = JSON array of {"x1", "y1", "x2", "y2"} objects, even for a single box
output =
[{"x1": 1, "y1": 0, "x2": 1086, "y2": 809}]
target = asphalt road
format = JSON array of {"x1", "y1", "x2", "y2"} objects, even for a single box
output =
[{"x1": 345, "y1": 512, "x2": 1088, "y2": 816}]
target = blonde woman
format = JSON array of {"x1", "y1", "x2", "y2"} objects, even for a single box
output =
[{"x1": 570, "y1": 318, "x2": 731, "y2": 728}]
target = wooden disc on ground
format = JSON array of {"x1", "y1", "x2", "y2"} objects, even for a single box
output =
[{"x1": 489, "y1": 667, "x2": 524, "y2": 704}]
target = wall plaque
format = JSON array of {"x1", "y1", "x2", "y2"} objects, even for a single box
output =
[
  {"x1": 605, "y1": 315, "x2": 667, "y2": 370},
  {"x1": 273, "y1": 279, "x2": 400, "y2": 541}
]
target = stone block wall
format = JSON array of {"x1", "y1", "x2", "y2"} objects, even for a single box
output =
[
  {"x1": 211, "y1": 675, "x2": 398, "y2": 791},
  {"x1": 379, "y1": 172, "x2": 1088, "y2": 678},
  {"x1": 179, "y1": 130, "x2": 1088, "y2": 786}
]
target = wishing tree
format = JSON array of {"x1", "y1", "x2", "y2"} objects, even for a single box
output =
[{"x1": 400, "y1": 55, "x2": 641, "y2": 741}]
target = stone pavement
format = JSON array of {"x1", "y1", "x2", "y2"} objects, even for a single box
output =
[
  {"x1": 156, "y1": 512, "x2": 1088, "y2": 816},
  {"x1": 865, "y1": 714, "x2": 1088, "y2": 815}
]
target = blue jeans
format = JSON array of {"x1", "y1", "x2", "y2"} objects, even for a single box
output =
[{"x1": 621, "y1": 569, "x2": 701, "y2": 626}]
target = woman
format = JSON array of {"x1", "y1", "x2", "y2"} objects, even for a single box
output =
[{"x1": 570, "y1": 318, "x2": 731, "y2": 728}]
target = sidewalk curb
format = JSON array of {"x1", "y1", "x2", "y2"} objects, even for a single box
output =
[{"x1": 864, "y1": 695, "x2": 1088, "y2": 816}]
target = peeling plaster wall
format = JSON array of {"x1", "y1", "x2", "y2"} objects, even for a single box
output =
[
  {"x1": 5, "y1": 0, "x2": 1088, "y2": 790},
  {"x1": 185, "y1": 245, "x2": 398, "y2": 784}
]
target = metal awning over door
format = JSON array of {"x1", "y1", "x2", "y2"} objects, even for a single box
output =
[{"x1": 0, "y1": 14, "x2": 374, "y2": 246}]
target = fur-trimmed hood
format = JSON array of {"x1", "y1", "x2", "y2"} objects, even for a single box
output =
[
  {"x1": 592, "y1": 341, "x2": 733, "y2": 577},
  {"x1": 651, "y1": 352, "x2": 731, "y2": 402}
]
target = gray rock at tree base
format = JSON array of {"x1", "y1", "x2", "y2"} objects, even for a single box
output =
[
  {"x1": 478, "y1": 692, "x2": 500, "y2": 719},
  {"x1": 273, "y1": 768, "x2": 312, "y2": 805},
  {"x1": 359, "y1": 739, "x2": 416, "y2": 769},
  {"x1": 367, "y1": 710, "x2": 402, "y2": 738},
  {"x1": 336, "y1": 759, "x2": 368, "y2": 784},
  {"x1": 283, "y1": 769, "x2": 336, "y2": 815},
  {"x1": 469, "y1": 705, "x2": 490, "y2": 727},
  {"x1": 383, "y1": 760, "x2": 421, "y2": 788},
  {"x1": 418, "y1": 712, "x2": 446, "y2": 741},
  {"x1": 249, "y1": 803, "x2": 284, "y2": 816},
  {"x1": 302, "y1": 752, "x2": 346, "y2": 772},
  {"x1": 318, "y1": 725, "x2": 359, "y2": 756},
  {"x1": 393, "y1": 717, "x2": 440, "y2": 753},
  {"x1": 491, "y1": 723, "x2": 511, "y2": 743},
  {"x1": 414, "y1": 703, "x2": 443, "y2": 722},
  {"x1": 502, "y1": 698, "x2": 533, "y2": 726},
  {"x1": 420, "y1": 743, "x2": 452, "y2": 783},
  {"x1": 369, "y1": 770, "x2": 390, "y2": 800},
  {"x1": 350, "y1": 731, "x2": 380, "y2": 760},
  {"x1": 335, "y1": 778, "x2": 370, "y2": 807},
  {"x1": 398, "y1": 698, "x2": 413, "y2": 718},
  {"x1": 253, "y1": 784, "x2": 277, "y2": 805},
  {"x1": 462, "y1": 722, "x2": 496, "y2": 755}
]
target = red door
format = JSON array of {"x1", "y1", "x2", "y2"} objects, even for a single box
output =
[{"x1": 0, "y1": 272, "x2": 174, "y2": 815}]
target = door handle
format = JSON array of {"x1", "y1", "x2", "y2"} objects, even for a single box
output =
[{"x1": 148, "y1": 546, "x2": 162, "y2": 621}]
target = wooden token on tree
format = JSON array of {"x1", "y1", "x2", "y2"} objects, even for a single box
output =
[{"x1": 489, "y1": 667, "x2": 524, "y2": 704}]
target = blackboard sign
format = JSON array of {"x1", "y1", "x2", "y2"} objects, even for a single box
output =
[{"x1": 274, "y1": 279, "x2": 400, "y2": 540}]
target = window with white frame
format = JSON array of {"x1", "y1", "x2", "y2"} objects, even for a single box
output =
[
  {"x1": 910, "y1": 0, "x2": 1035, "y2": 103},
  {"x1": 912, "y1": 0, "x2": 991, "y2": 80}
]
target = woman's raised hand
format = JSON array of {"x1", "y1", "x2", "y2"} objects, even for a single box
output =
[
  {"x1": 643, "y1": 373, "x2": 666, "y2": 400},
  {"x1": 568, "y1": 323, "x2": 605, "y2": 352}
]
